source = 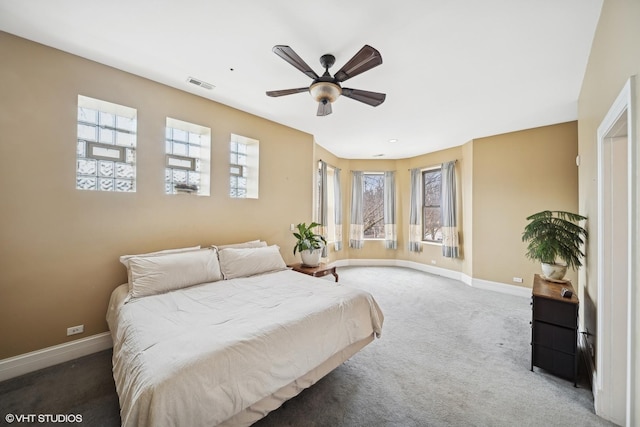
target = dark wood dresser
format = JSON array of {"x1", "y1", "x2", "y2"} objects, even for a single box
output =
[{"x1": 530, "y1": 274, "x2": 579, "y2": 386}]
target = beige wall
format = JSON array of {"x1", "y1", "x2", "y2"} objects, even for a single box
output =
[
  {"x1": 577, "y1": 0, "x2": 640, "y2": 416},
  {"x1": 471, "y1": 122, "x2": 579, "y2": 285},
  {"x1": 0, "y1": 32, "x2": 315, "y2": 359}
]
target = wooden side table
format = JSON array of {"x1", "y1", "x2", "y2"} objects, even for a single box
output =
[{"x1": 289, "y1": 262, "x2": 338, "y2": 282}]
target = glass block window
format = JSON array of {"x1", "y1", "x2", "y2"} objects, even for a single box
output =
[
  {"x1": 229, "y1": 134, "x2": 259, "y2": 199},
  {"x1": 165, "y1": 118, "x2": 211, "y2": 196},
  {"x1": 230, "y1": 140, "x2": 247, "y2": 198},
  {"x1": 76, "y1": 95, "x2": 136, "y2": 192}
]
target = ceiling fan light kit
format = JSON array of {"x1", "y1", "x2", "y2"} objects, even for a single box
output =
[
  {"x1": 266, "y1": 45, "x2": 386, "y2": 116},
  {"x1": 309, "y1": 81, "x2": 341, "y2": 103}
]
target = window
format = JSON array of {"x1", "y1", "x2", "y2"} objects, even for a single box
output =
[
  {"x1": 363, "y1": 173, "x2": 384, "y2": 239},
  {"x1": 229, "y1": 134, "x2": 259, "y2": 198},
  {"x1": 165, "y1": 118, "x2": 210, "y2": 196},
  {"x1": 76, "y1": 95, "x2": 136, "y2": 192},
  {"x1": 422, "y1": 168, "x2": 442, "y2": 242},
  {"x1": 317, "y1": 162, "x2": 336, "y2": 241}
]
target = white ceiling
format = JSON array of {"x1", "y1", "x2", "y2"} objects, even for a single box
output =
[{"x1": 0, "y1": 0, "x2": 602, "y2": 159}]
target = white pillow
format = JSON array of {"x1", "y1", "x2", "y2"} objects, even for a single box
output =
[
  {"x1": 214, "y1": 240, "x2": 267, "y2": 250},
  {"x1": 127, "y1": 248, "x2": 223, "y2": 300},
  {"x1": 120, "y1": 245, "x2": 201, "y2": 286},
  {"x1": 218, "y1": 245, "x2": 287, "y2": 279}
]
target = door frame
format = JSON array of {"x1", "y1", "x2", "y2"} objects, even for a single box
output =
[{"x1": 595, "y1": 76, "x2": 637, "y2": 426}]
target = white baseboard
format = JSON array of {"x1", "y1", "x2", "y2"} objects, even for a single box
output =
[
  {"x1": 334, "y1": 259, "x2": 530, "y2": 298},
  {"x1": 335, "y1": 258, "x2": 461, "y2": 281},
  {"x1": 465, "y1": 275, "x2": 531, "y2": 298},
  {"x1": 395, "y1": 260, "x2": 463, "y2": 281},
  {"x1": 0, "y1": 332, "x2": 113, "y2": 382}
]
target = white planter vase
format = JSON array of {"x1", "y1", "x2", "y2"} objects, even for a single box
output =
[
  {"x1": 541, "y1": 262, "x2": 568, "y2": 281},
  {"x1": 300, "y1": 248, "x2": 323, "y2": 267}
]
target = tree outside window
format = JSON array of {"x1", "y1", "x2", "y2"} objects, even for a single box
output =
[
  {"x1": 423, "y1": 169, "x2": 442, "y2": 242},
  {"x1": 363, "y1": 173, "x2": 384, "y2": 239}
]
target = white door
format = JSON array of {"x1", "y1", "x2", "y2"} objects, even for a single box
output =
[{"x1": 599, "y1": 132, "x2": 628, "y2": 425}]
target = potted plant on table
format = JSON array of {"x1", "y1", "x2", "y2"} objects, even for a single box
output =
[
  {"x1": 293, "y1": 222, "x2": 327, "y2": 267},
  {"x1": 521, "y1": 210, "x2": 588, "y2": 282}
]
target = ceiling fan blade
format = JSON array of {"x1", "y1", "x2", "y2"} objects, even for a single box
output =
[
  {"x1": 341, "y1": 88, "x2": 386, "y2": 107},
  {"x1": 333, "y1": 45, "x2": 383, "y2": 83},
  {"x1": 266, "y1": 88, "x2": 309, "y2": 97},
  {"x1": 272, "y1": 45, "x2": 319, "y2": 80},
  {"x1": 317, "y1": 101, "x2": 332, "y2": 116}
]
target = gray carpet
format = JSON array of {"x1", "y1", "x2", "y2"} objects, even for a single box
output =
[
  {"x1": 0, "y1": 266, "x2": 614, "y2": 426},
  {"x1": 0, "y1": 349, "x2": 119, "y2": 427}
]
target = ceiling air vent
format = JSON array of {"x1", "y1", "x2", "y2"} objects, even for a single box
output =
[{"x1": 187, "y1": 77, "x2": 214, "y2": 90}]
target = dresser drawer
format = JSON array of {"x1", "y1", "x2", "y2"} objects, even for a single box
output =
[
  {"x1": 532, "y1": 321, "x2": 576, "y2": 354},
  {"x1": 532, "y1": 297, "x2": 577, "y2": 329},
  {"x1": 532, "y1": 345, "x2": 576, "y2": 380}
]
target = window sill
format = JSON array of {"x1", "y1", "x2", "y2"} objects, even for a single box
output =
[{"x1": 421, "y1": 240, "x2": 442, "y2": 246}]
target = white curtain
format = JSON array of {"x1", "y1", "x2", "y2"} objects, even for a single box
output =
[
  {"x1": 349, "y1": 171, "x2": 364, "y2": 249},
  {"x1": 334, "y1": 167, "x2": 343, "y2": 251},
  {"x1": 441, "y1": 161, "x2": 459, "y2": 258},
  {"x1": 409, "y1": 168, "x2": 422, "y2": 252},
  {"x1": 318, "y1": 161, "x2": 329, "y2": 257},
  {"x1": 383, "y1": 171, "x2": 397, "y2": 249}
]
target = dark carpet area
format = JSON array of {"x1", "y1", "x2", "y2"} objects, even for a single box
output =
[{"x1": 0, "y1": 349, "x2": 119, "y2": 427}]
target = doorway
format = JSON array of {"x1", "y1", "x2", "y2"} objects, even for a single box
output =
[{"x1": 595, "y1": 77, "x2": 636, "y2": 426}]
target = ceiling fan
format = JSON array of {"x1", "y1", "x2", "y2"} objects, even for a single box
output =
[{"x1": 266, "y1": 45, "x2": 386, "y2": 116}]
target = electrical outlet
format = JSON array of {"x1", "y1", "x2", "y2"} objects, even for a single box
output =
[
  {"x1": 67, "y1": 325, "x2": 84, "y2": 336},
  {"x1": 290, "y1": 223, "x2": 295, "y2": 231},
  {"x1": 513, "y1": 277, "x2": 523, "y2": 283},
  {"x1": 431, "y1": 260, "x2": 437, "y2": 265}
]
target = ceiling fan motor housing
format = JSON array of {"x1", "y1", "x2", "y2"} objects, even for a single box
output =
[{"x1": 319, "y1": 54, "x2": 336, "y2": 70}]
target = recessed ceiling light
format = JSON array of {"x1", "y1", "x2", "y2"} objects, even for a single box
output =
[
  {"x1": 389, "y1": 139, "x2": 398, "y2": 143},
  {"x1": 373, "y1": 153, "x2": 385, "y2": 157}
]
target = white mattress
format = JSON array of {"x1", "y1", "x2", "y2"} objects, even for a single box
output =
[{"x1": 107, "y1": 269, "x2": 384, "y2": 427}]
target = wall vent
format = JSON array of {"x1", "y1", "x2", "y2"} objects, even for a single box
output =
[{"x1": 187, "y1": 77, "x2": 214, "y2": 90}]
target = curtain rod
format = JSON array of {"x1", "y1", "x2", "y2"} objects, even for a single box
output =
[
  {"x1": 318, "y1": 159, "x2": 339, "y2": 170},
  {"x1": 408, "y1": 159, "x2": 457, "y2": 171}
]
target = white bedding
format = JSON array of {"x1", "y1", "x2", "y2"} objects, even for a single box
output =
[{"x1": 107, "y1": 269, "x2": 384, "y2": 427}]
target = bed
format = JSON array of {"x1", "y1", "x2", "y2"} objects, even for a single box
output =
[{"x1": 106, "y1": 243, "x2": 384, "y2": 426}]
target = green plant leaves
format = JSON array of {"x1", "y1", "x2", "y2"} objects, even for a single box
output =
[
  {"x1": 292, "y1": 222, "x2": 327, "y2": 255},
  {"x1": 522, "y1": 210, "x2": 588, "y2": 270}
]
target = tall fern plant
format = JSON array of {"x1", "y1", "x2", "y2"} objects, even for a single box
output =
[{"x1": 521, "y1": 210, "x2": 588, "y2": 270}]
